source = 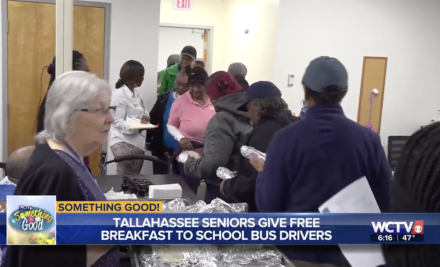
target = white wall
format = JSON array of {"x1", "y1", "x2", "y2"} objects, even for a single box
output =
[
  {"x1": 273, "y1": 0, "x2": 440, "y2": 147},
  {"x1": 158, "y1": 27, "x2": 204, "y2": 71},
  {"x1": 222, "y1": 0, "x2": 278, "y2": 84},
  {"x1": 160, "y1": 0, "x2": 226, "y2": 73},
  {"x1": 159, "y1": 0, "x2": 278, "y2": 83},
  {"x1": 88, "y1": 0, "x2": 161, "y2": 174}
]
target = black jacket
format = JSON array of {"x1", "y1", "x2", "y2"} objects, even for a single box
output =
[
  {"x1": 36, "y1": 94, "x2": 48, "y2": 134},
  {"x1": 147, "y1": 91, "x2": 172, "y2": 157},
  {"x1": 223, "y1": 110, "x2": 298, "y2": 211},
  {"x1": 5, "y1": 143, "x2": 87, "y2": 267},
  {"x1": 184, "y1": 93, "x2": 252, "y2": 186}
]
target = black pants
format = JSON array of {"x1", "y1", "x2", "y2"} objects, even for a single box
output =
[
  {"x1": 178, "y1": 163, "x2": 200, "y2": 195},
  {"x1": 152, "y1": 150, "x2": 172, "y2": 174},
  {"x1": 205, "y1": 184, "x2": 229, "y2": 204}
]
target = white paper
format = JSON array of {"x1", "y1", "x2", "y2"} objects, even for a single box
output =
[
  {"x1": 105, "y1": 187, "x2": 137, "y2": 200},
  {"x1": 318, "y1": 177, "x2": 385, "y2": 267},
  {"x1": 128, "y1": 117, "x2": 157, "y2": 129},
  {"x1": 177, "y1": 152, "x2": 188, "y2": 163},
  {"x1": 149, "y1": 183, "x2": 182, "y2": 199}
]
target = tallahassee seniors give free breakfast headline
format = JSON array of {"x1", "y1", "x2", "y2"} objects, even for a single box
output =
[{"x1": 101, "y1": 217, "x2": 333, "y2": 241}]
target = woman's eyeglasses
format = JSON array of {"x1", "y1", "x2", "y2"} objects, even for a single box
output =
[
  {"x1": 75, "y1": 106, "x2": 116, "y2": 115},
  {"x1": 176, "y1": 81, "x2": 189, "y2": 89}
]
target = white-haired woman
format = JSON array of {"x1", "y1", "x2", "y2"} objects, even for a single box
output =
[{"x1": 5, "y1": 71, "x2": 118, "y2": 267}]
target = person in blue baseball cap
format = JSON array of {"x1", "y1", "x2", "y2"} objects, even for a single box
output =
[
  {"x1": 254, "y1": 56, "x2": 391, "y2": 267},
  {"x1": 219, "y1": 81, "x2": 299, "y2": 211}
]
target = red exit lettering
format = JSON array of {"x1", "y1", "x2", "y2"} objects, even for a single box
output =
[{"x1": 175, "y1": 0, "x2": 191, "y2": 10}]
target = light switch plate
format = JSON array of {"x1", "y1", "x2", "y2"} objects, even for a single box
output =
[{"x1": 287, "y1": 74, "x2": 294, "y2": 87}]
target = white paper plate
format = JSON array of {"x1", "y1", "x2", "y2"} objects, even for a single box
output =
[{"x1": 129, "y1": 122, "x2": 158, "y2": 129}]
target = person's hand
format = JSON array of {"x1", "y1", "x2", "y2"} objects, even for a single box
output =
[
  {"x1": 141, "y1": 114, "x2": 150, "y2": 124},
  {"x1": 249, "y1": 152, "x2": 264, "y2": 172},
  {"x1": 220, "y1": 180, "x2": 228, "y2": 198},
  {"x1": 179, "y1": 138, "x2": 193, "y2": 150}
]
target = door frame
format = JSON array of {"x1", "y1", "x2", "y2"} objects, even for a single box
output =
[
  {"x1": 160, "y1": 23, "x2": 214, "y2": 74},
  {"x1": 1, "y1": 0, "x2": 112, "y2": 161}
]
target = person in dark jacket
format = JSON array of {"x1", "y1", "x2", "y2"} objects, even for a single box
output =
[
  {"x1": 254, "y1": 56, "x2": 391, "y2": 267},
  {"x1": 220, "y1": 81, "x2": 298, "y2": 211},
  {"x1": 36, "y1": 51, "x2": 90, "y2": 134},
  {"x1": 382, "y1": 122, "x2": 440, "y2": 267},
  {"x1": 36, "y1": 51, "x2": 91, "y2": 170},
  {"x1": 184, "y1": 71, "x2": 251, "y2": 203},
  {"x1": 148, "y1": 69, "x2": 190, "y2": 174}
]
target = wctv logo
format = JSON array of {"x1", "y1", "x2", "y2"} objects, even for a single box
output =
[{"x1": 371, "y1": 220, "x2": 424, "y2": 234}]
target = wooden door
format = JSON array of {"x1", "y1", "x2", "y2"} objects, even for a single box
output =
[
  {"x1": 7, "y1": 1, "x2": 106, "y2": 174},
  {"x1": 72, "y1": 6, "x2": 106, "y2": 174},
  {"x1": 202, "y1": 30, "x2": 208, "y2": 64},
  {"x1": 357, "y1": 57, "x2": 388, "y2": 133}
]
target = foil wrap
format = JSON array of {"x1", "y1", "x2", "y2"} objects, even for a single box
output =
[
  {"x1": 240, "y1": 146, "x2": 266, "y2": 161},
  {"x1": 139, "y1": 245, "x2": 286, "y2": 267},
  {"x1": 139, "y1": 198, "x2": 288, "y2": 267},
  {"x1": 216, "y1": 167, "x2": 235, "y2": 180},
  {"x1": 162, "y1": 198, "x2": 247, "y2": 213}
]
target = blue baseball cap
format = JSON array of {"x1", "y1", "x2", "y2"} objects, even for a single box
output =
[
  {"x1": 302, "y1": 56, "x2": 348, "y2": 93},
  {"x1": 238, "y1": 81, "x2": 282, "y2": 111}
]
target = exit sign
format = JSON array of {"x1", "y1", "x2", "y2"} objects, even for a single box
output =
[{"x1": 173, "y1": 0, "x2": 192, "y2": 10}]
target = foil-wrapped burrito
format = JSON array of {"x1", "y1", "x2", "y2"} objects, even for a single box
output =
[
  {"x1": 240, "y1": 146, "x2": 266, "y2": 161},
  {"x1": 216, "y1": 167, "x2": 235, "y2": 180},
  {"x1": 139, "y1": 198, "x2": 287, "y2": 267}
]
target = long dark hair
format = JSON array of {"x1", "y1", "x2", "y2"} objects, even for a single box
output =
[
  {"x1": 382, "y1": 122, "x2": 440, "y2": 267},
  {"x1": 36, "y1": 51, "x2": 85, "y2": 133}
]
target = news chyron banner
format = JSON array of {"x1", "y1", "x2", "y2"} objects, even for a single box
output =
[{"x1": 0, "y1": 196, "x2": 437, "y2": 245}]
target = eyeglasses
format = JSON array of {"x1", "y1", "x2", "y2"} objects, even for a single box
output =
[
  {"x1": 75, "y1": 106, "x2": 116, "y2": 115},
  {"x1": 176, "y1": 81, "x2": 189, "y2": 88}
]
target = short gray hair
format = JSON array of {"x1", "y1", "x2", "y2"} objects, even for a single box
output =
[
  {"x1": 36, "y1": 71, "x2": 111, "y2": 143},
  {"x1": 228, "y1": 62, "x2": 247, "y2": 77},
  {"x1": 249, "y1": 97, "x2": 288, "y2": 120}
]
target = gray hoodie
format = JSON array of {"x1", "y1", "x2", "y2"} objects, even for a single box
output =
[{"x1": 184, "y1": 92, "x2": 252, "y2": 186}]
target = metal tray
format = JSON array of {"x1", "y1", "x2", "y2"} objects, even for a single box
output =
[
  {"x1": 125, "y1": 198, "x2": 294, "y2": 267},
  {"x1": 129, "y1": 245, "x2": 295, "y2": 267}
]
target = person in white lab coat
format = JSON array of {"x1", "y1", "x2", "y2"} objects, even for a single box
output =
[{"x1": 110, "y1": 60, "x2": 149, "y2": 174}]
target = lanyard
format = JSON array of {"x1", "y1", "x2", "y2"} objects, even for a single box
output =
[
  {"x1": 64, "y1": 142, "x2": 84, "y2": 165},
  {"x1": 64, "y1": 142, "x2": 98, "y2": 185}
]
